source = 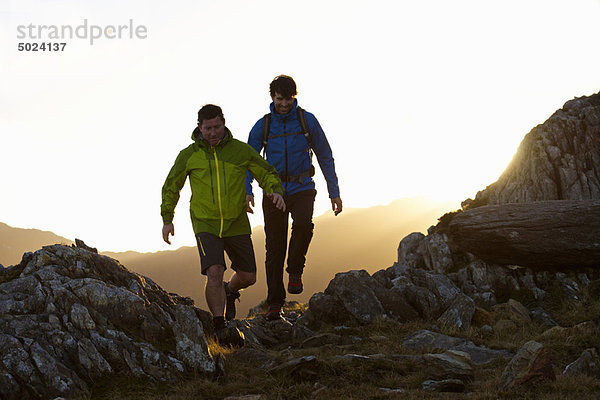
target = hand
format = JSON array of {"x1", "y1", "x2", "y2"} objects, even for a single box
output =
[
  {"x1": 246, "y1": 194, "x2": 255, "y2": 214},
  {"x1": 331, "y1": 197, "x2": 343, "y2": 216},
  {"x1": 162, "y1": 223, "x2": 174, "y2": 245},
  {"x1": 267, "y1": 193, "x2": 286, "y2": 212}
]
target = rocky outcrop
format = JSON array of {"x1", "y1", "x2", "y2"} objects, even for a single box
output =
[
  {"x1": 447, "y1": 200, "x2": 600, "y2": 268},
  {"x1": 0, "y1": 244, "x2": 216, "y2": 400},
  {"x1": 464, "y1": 92, "x2": 600, "y2": 208},
  {"x1": 309, "y1": 267, "x2": 461, "y2": 326}
]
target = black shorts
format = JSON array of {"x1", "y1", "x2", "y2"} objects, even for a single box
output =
[{"x1": 195, "y1": 233, "x2": 257, "y2": 275}]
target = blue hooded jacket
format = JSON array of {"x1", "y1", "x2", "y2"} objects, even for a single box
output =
[{"x1": 246, "y1": 99, "x2": 340, "y2": 198}]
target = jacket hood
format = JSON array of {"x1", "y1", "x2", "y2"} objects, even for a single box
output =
[
  {"x1": 191, "y1": 126, "x2": 233, "y2": 147},
  {"x1": 269, "y1": 98, "x2": 299, "y2": 121}
]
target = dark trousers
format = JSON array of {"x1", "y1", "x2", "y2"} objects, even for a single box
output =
[{"x1": 262, "y1": 189, "x2": 316, "y2": 307}]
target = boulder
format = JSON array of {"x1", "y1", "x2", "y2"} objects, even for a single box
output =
[
  {"x1": 397, "y1": 232, "x2": 425, "y2": 269},
  {"x1": 418, "y1": 232, "x2": 455, "y2": 273},
  {"x1": 323, "y1": 270, "x2": 385, "y2": 324},
  {"x1": 437, "y1": 293, "x2": 475, "y2": 331},
  {"x1": 402, "y1": 330, "x2": 512, "y2": 365},
  {"x1": 500, "y1": 341, "x2": 555, "y2": 391},
  {"x1": 424, "y1": 350, "x2": 474, "y2": 382},
  {"x1": 563, "y1": 348, "x2": 600, "y2": 377},
  {"x1": 491, "y1": 299, "x2": 531, "y2": 324},
  {"x1": 0, "y1": 244, "x2": 216, "y2": 399},
  {"x1": 308, "y1": 292, "x2": 354, "y2": 325},
  {"x1": 447, "y1": 200, "x2": 600, "y2": 268}
]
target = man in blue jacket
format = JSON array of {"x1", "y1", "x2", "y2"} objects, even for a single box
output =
[{"x1": 246, "y1": 75, "x2": 342, "y2": 320}]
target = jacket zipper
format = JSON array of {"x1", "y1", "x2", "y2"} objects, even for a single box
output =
[{"x1": 212, "y1": 147, "x2": 224, "y2": 237}]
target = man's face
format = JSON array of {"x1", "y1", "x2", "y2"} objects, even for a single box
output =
[
  {"x1": 199, "y1": 116, "x2": 225, "y2": 146},
  {"x1": 271, "y1": 92, "x2": 295, "y2": 114}
]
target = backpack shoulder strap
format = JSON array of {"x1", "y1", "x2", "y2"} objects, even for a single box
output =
[
  {"x1": 261, "y1": 113, "x2": 271, "y2": 157},
  {"x1": 296, "y1": 106, "x2": 311, "y2": 148}
]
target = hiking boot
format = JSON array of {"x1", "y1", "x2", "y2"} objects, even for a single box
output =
[
  {"x1": 287, "y1": 274, "x2": 303, "y2": 294},
  {"x1": 265, "y1": 305, "x2": 283, "y2": 321},
  {"x1": 224, "y1": 282, "x2": 240, "y2": 321},
  {"x1": 215, "y1": 325, "x2": 245, "y2": 348}
]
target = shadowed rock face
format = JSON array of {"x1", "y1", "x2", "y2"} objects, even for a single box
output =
[
  {"x1": 0, "y1": 244, "x2": 215, "y2": 400},
  {"x1": 465, "y1": 92, "x2": 600, "y2": 209}
]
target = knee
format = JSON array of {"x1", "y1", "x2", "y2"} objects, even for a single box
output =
[
  {"x1": 292, "y1": 220, "x2": 314, "y2": 232},
  {"x1": 205, "y1": 265, "x2": 224, "y2": 287},
  {"x1": 245, "y1": 274, "x2": 257, "y2": 286},
  {"x1": 238, "y1": 272, "x2": 256, "y2": 287}
]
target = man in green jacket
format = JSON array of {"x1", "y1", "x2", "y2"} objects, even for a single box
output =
[{"x1": 161, "y1": 104, "x2": 285, "y2": 342}]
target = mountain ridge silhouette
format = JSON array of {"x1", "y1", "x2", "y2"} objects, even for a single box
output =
[{"x1": 0, "y1": 197, "x2": 457, "y2": 316}]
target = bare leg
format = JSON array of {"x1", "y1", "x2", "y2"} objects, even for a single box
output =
[
  {"x1": 205, "y1": 264, "x2": 226, "y2": 317},
  {"x1": 229, "y1": 270, "x2": 256, "y2": 292}
]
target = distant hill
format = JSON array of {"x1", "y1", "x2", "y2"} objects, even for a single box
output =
[
  {"x1": 0, "y1": 222, "x2": 73, "y2": 266},
  {"x1": 103, "y1": 197, "x2": 457, "y2": 317},
  {"x1": 1, "y1": 198, "x2": 457, "y2": 316}
]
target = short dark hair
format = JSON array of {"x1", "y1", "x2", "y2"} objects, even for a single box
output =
[
  {"x1": 197, "y1": 104, "x2": 224, "y2": 125},
  {"x1": 269, "y1": 75, "x2": 297, "y2": 98}
]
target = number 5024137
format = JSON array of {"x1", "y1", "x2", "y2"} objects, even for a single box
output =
[{"x1": 18, "y1": 42, "x2": 67, "y2": 51}]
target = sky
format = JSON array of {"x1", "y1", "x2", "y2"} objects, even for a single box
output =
[{"x1": 1, "y1": 0, "x2": 600, "y2": 253}]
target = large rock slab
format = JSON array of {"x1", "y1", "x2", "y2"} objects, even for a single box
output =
[
  {"x1": 0, "y1": 244, "x2": 216, "y2": 400},
  {"x1": 448, "y1": 200, "x2": 600, "y2": 268}
]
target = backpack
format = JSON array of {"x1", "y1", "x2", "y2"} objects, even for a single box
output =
[{"x1": 261, "y1": 106, "x2": 315, "y2": 184}]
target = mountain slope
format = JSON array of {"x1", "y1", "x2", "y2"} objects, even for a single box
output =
[{"x1": 0, "y1": 222, "x2": 73, "y2": 266}]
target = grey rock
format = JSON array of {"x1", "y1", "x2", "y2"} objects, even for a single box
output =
[
  {"x1": 492, "y1": 299, "x2": 531, "y2": 324},
  {"x1": 268, "y1": 355, "x2": 317, "y2": 375},
  {"x1": 397, "y1": 232, "x2": 426, "y2": 269},
  {"x1": 379, "y1": 387, "x2": 406, "y2": 393},
  {"x1": 371, "y1": 285, "x2": 419, "y2": 321},
  {"x1": 292, "y1": 323, "x2": 314, "y2": 341},
  {"x1": 401, "y1": 285, "x2": 442, "y2": 320},
  {"x1": 530, "y1": 308, "x2": 558, "y2": 329},
  {"x1": 324, "y1": 270, "x2": 385, "y2": 324},
  {"x1": 419, "y1": 232, "x2": 455, "y2": 273},
  {"x1": 308, "y1": 292, "x2": 354, "y2": 325},
  {"x1": 424, "y1": 350, "x2": 473, "y2": 382},
  {"x1": 466, "y1": 92, "x2": 600, "y2": 208},
  {"x1": 437, "y1": 293, "x2": 475, "y2": 331},
  {"x1": 563, "y1": 348, "x2": 600, "y2": 377},
  {"x1": 402, "y1": 330, "x2": 512, "y2": 365},
  {"x1": 410, "y1": 269, "x2": 460, "y2": 308},
  {"x1": 422, "y1": 378, "x2": 466, "y2": 392},
  {"x1": 0, "y1": 245, "x2": 216, "y2": 399},
  {"x1": 301, "y1": 333, "x2": 342, "y2": 348},
  {"x1": 500, "y1": 341, "x2": 555, "y2": 391}
]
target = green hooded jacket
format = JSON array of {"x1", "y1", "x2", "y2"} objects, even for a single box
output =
[{"x1": 161, "y1": 127, "x2": 283, "y2": 237}]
